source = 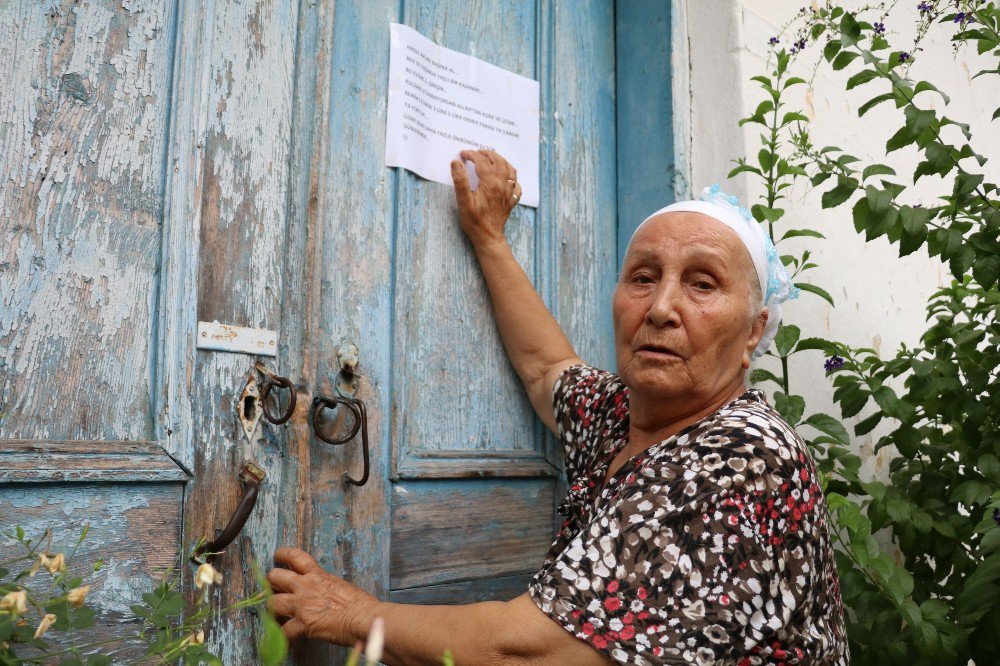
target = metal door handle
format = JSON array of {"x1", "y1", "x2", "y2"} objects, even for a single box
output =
[
  {"x1": 310, "y1": 395, "x2": 370, "y2": 487},
  {"x1": 192, "y1": 461, "x2": 266, "y2": 563},
  {"x1": 255, "y1": 363, "x2": 297, "y2": 425}
]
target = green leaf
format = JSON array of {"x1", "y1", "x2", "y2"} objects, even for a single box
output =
[
  {"x1": 774, "y1": 392, "x2": 806, "y2": 426},
  {"x1": 858, "y1": 93, "x2": 894, "y2": 116},
  {"x1": 954, "y1": 172, "x2": 984, "y2": 196},
  {"x1": 803, "y1": 413, "x2": 850, "y2": 445},
  {"x1": 914, "y1": 80, "x2": 950, "y2": 104},
  {"x1": 854, "y1": 411, "x2": 883, "y2": 436},
  {"x1": 872, "y1": 386, "x2": 914, "y2": 422},
  {"x1": 839, "y1": 12, "x2": 862, "y2": 46},
  {"x1": 728, "y1": 163, "x2": 763, "y2": 178},
  {"x1": 832, "y1": 50, "x2": 860, "y2": 70},
  {"x1": 259, "y1": 610, "x2": 289, "y2": 666},
  {"x1": 823, "y1": 40, "x2": 841, "y2": 62},
  {"x1": 886, "y1": 125, "x2": 917, "y2": 152},
  {"x1": 796, "y1": 282, "x2": 835, "y2": 306},
  {"x1": 774, "y1": 324, "x2": 801, "y2": 357},
  {"x1": 900, "y1": 599, "x2": 923, "y2": 628},
  {"x1": 862, "y1": 164, "x2": 896, "y2": 180},
  {"x1": 781, "y1": 111, "x2": 809, "y2": 124},
  {"x1": 847, "y1": 69, "x2": 880, "y2": 89},
  {"x1": 950, "y1": 480, "x2": 992, "y2": 506},
  {"x1": 794, "y1": 337, "x2": 835, "y2": 353},
  {"x1": 751, "y1": 204, "x2": 784, "y2": 223},
  {"x1": 748, "y1": 368, "x2": 783, "y2": 387},
  {"x1": 821, "y1": 176, "x2": 858, "y2": 208},
  {"x1": 780, "y1": 229, "x2": 825, "y2": 241},
  {"x1": 978, "y1": 454, "x2": 1000, "y2": 481}
]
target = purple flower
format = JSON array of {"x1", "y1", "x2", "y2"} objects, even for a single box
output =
[
  {"x1": 917, "y1": 2, "x2": 932, "y2": 13},
  {"x1": 824, "y1": 355, "x2": 846, "y2": 373},
  {"x1": 994, "y1": 508, "x2": 1000, "y2": 526},
  {"x1": 900, "y1": 51, "x2": 911, "y2": 62},
  {"x1": 954, "y1": 12, "x2": 966, "y2": 22},
  {"x1": 769, "y1": 36, "x2": 780, "y2": 45},
  {"x1": 790, "y1": 37, "x2": 807, "y2": 54},
  {"x1": 874, "y1": 22, "x2": 886, "y2": 34}
]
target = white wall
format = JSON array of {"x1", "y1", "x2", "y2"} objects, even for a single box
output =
[{"x1": 676, "y1": 0, "x2": 1000, "y2": 477}]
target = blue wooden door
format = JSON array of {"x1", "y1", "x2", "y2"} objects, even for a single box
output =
[{"x1": 1, "y1": 0, "x2": 632, "y2": 662}]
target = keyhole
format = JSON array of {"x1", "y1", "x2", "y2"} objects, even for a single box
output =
[{"x1": 243, "y1": 395, "x2": 257, "y2": 420}]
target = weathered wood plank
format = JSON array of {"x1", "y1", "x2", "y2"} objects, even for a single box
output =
[
  {"x1": 0, "y1": 0, "x2": 174, "y2": 441},
  {"x1": 389, "y1": 573, "x2": 534, "y2": 605},
  {"x1": 391, "y1": 0, "x2": 546, "y2": 474},
  {"x1": 178, "y1": 0, "x2": 300, "y2": 662},
  {"x1": 390, "y1": 479, "x2": 555, "y2": 589},
  {"x1": 0, "y1": 482, "x2": 183, "y2": 661},
  {"x1": 551, "y1": 0, "x2": 618, "y2": 369},
  {"x1": 291, "y1": 1, "x2": 400, "y2": 661},
  {"x1": 0, "y1": 440, "x2": 188, "y2": 482}
]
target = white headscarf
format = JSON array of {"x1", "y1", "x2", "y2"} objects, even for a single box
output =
[{"x1": 628, "y1": 184, "x2": 798, "y2": 359}]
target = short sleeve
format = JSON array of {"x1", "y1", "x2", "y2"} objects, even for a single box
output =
[
  {"x1": 529, "y1": 413, "x2": 848, "y2": 664},
  {"x1": 551, "y1": 363, "x2": 627, "y2": 485}
]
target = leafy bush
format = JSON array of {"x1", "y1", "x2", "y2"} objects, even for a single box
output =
[
  {"x1": 734, "y1": 1, "x2": 999, "y2": 663},
  {"x1": 0, "y1": 525, "x2": 286, "y2": 665}
]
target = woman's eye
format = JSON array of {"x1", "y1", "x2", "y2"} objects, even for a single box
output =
[
  {"x1": 693, "y1": 280, "x2": 715, "y2": 290},
  {"x1": 632, "y1": 274, "x2": 654, "y2": 285}
]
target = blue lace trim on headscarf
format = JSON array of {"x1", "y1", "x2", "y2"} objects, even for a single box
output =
[{"x1": 700, "y1": 184, "x2": 800, "y2": 306}]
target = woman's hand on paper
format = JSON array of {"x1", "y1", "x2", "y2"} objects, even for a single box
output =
[{"x1": 451, "y1": 149, "x2": 522, "y2": 252}]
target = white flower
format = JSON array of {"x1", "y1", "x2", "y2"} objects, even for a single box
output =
[
  {"x1": 67, "y1": 585, "x2": 91, "y2": 608},
  {"x1": 0, "y1": 590, "x2": 27, "y2": 615},
  {"x1": 364, "y1": 617, "x2": 384, "y2": 666},
  {"x1": 44, "y1": 553, "x2": 66, "y2": 574},
  {"x1": 31, "y1": 553, "x2": 66, "y2": 577},
  {"x1": 194, "y1": 563, "x2": 223, "y2": 590},
  {"x1": 34, "y1": 613, "x2": 57, "y2": 639}
]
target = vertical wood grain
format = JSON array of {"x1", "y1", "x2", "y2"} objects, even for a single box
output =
[
  {"x1": 295, "y1": 0, "x2": 399, "y2": 661},
  {"x1": 0, "y1": 0, "x2": 175, "y2": 441},
  {"x1": 178, "y1": 1, "x2": 300, "y2": 662},
  {"x1": 551, "y1": 0, "x2": 618, "y2": 371}
]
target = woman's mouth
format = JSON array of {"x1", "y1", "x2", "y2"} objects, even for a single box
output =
[{"x1": 636, "y1": 344, "x2": 682, "y2": 359}]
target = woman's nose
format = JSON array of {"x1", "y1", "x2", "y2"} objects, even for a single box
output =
[{"x1": 646, "y1": 279, "x2": 682, "y2": 328}]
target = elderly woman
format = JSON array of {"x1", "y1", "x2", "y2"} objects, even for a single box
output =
[{"x1": 267, "y1": 150, "x2": 849, "y2": 664}]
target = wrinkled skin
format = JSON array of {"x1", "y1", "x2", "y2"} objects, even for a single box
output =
[
  {"x1": 611, "y1": 212, "x2": 767, "y2": 457},
  {"x1": 267, "y1": 547, "x2": 376, "y2": 644}
]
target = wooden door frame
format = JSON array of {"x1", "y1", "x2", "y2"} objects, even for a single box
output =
[{"x1": 615, "y1": 0, "x2": 689, "y2": 272}]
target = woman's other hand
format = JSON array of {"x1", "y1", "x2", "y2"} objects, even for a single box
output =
[
  {"x1": 266, "y1": 547, "x2": 376, "y2": 644},
  {"x1": 450, "y1": 149, "x2": 522, "y2": 250}
]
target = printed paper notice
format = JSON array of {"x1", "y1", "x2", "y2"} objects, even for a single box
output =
[{"x1": 385, "y1": 23, "x2": 540, "y2": 207}]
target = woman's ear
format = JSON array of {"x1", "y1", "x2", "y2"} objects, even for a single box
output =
[{"x1": 742, "y1": 308, "x2": 769, "y2": 369}]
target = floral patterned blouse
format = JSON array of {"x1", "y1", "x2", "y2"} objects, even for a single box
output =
[{"x1": 528, "y1": 364, "x2": 849, "y2": 665}]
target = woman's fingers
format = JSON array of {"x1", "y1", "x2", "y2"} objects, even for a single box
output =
[
  {"x1": 512, "y1": 180, "x2": 522, "y2": 205},
  {"x1": 274, "y1": 547, "x2": 319, "y2": 575},
  {"x1": 268, "y1": 592, "x2": 296, "y2": 618},
  {"x1": 281, "y1": 618, "x2": 307, "y2": 642},
  {"x1": 266, "y1": 566, "x2": 300, "y2": 593},
  {"x1": 450, "y1": 159, "x2": 474, "y2": 211},
  {"x1": 459, "y1": 149, "x2": 493, "y2": 175}
]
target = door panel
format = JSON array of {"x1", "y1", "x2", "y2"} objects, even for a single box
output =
[
  {"x1": 390, "y1": 479, "x2": 556, "y2": 590},
  {"x1": 0, "y1": 0, "x2": 173, "y2": 441},
  {"x1": 0, "y1": 1, "x2": 184, "y2": 657}
]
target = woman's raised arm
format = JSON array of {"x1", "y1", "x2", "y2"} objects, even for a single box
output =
[{"x1": 450, "y1": 150, "x2": 582, "y2": 435}]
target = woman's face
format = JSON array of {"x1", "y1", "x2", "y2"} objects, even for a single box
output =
[{"x1": 613, "y1": 212, "x2": 766, "y2": 406}]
